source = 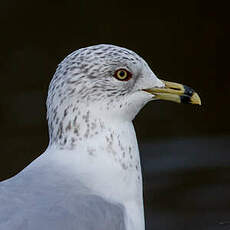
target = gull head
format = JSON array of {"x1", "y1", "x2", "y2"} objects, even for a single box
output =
[
  {"x1": 47, "y1": 44, "x2": 165, "y2": 120},
  {"x1": 46, "y1": 44, "x2": 201, "y2": 146}
]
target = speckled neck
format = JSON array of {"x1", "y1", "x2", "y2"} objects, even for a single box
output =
[
  {"x1": 48, "y1": 103, "x2": 92, "y2": 148},
  {"x1": 48, "y1": 102, "x2": 140, "y2": 171}
]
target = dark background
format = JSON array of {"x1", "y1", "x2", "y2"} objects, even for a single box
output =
[{"x1": 0, "y1": 1, "x2": 229, "y2": 229}]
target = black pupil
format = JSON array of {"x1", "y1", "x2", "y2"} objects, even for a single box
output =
[{"x1": 119, "y1": 71, "x2": 125, "y2": 77}]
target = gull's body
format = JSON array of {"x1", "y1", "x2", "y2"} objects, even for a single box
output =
[
  {"x1": 0, "y1": 120, "x2": 142, "y2": 230},
  {"x1": 0, "y1": 44, "x2": 200, "y2": 230}
]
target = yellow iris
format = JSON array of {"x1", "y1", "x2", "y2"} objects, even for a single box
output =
[{"x1": 116, "y1": 69, "x2": 128, "y2": 80}]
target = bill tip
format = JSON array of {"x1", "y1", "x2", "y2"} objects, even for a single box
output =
[{"x1": 191, "y1": 92, "x2": 201, "y2": 105}]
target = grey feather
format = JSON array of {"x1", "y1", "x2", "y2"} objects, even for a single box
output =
[{"x1": 0, "y1": 165, "x2": 126, "y2": 230}]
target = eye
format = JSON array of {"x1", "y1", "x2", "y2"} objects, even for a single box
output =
[{"x1": 114, "y1": 69, "x2": 132, "y2": 81}]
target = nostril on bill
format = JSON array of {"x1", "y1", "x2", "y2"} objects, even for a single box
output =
[{"x1": 170, "y1": 87, "x2": 180, "y2": 91}]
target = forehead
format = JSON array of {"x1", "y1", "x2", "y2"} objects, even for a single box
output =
[{"x1": 64, "y1": 44, "x2": 142, "y2": 66}]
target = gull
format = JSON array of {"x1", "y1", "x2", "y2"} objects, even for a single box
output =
[{"x1": 0, "y1": 44, "x2": 201, "y2": 230}]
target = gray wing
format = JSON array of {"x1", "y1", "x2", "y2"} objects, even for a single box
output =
[{"x1": 0, "y1": 171, "x2": 126, "y2": 230}]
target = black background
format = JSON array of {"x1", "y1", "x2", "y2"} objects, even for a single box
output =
[{"x1": 0, "y1": 1, "x2": 229, "y2": 229}]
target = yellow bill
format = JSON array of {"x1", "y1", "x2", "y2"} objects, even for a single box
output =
[{"x1": 143, "y1": 80, "x2": 201, "y2": 105}]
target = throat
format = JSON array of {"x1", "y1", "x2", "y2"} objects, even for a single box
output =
[
  {"x1": 48, "y1": 107, "x2": 141, "y2": 173},
  {"x1": 48, "y1": 106, "x2": 143, "y2": 184},
  {"x1": 48, "y1": 106, "x2": 131, "y2": 151}
]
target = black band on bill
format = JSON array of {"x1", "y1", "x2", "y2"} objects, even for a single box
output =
[
  {"x1": 184, "y1": 85, "x2": 194, "y2": 97},
  {"x1": 180, "y1": 95, "x2": 191, "y2": 104}
]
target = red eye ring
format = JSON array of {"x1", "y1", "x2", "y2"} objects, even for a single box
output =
[{"x1": 114, "y1": 69, "x2": 132, "y2": 81}]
